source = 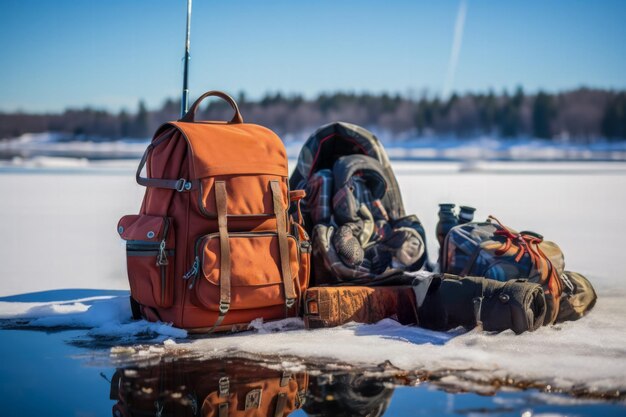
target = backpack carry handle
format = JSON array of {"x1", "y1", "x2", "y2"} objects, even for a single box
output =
[{"x1": 179, "y1": 90, "x2": 244, "y2": 124}]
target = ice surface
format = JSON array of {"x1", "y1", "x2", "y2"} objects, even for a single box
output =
[
  {"x1": 0, "y1": 132, "x2": 149, "y2": 160},
  {"x1": 3, "y1": 132, "x2": 626, "y2": 161},
  {"x1": 180, "y1": 293, "x2": 626, "y2": 394},
  {"x1": 0, "y1": 162, "x2": 625, "y2": 395}
]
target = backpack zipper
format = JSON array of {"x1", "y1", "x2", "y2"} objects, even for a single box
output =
[
  {"x1": 183, "y1": 256, "x2": 200, "y2": 288},
  {"x1": 182, "y1": 231, "x2": 209, "y2": 289},
  {"x1": 158, "y1": 218, "x2": 170, "y2": 305},
  {"x1": 156, "y1": 218, "x2": 170, "y2": 266}
]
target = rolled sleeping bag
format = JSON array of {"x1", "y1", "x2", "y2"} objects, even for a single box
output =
[{"x1": 418, "y1": 274, "x2": 547, "y2": 334}]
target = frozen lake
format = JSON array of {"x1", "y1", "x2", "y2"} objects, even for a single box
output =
[
  {"x1": 1, "y1": 160, "x2": 625, "y2": 295},
  {"x1": 1, "y1": 160, "x2": 626, "y2": 415}
]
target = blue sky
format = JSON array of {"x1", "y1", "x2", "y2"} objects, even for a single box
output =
[{"x1": 1, "y1": 0, "x2": 625, "y2": 113}]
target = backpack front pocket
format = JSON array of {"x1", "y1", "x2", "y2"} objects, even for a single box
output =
[
  {"x1": 118, "y1": 215, "x2": 175, "y2": 308},
  {"x1": 186, "y1": 232, "x2": 299, "y2": 312}
]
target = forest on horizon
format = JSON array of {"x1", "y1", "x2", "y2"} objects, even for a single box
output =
[{"x1": 1, "y1": 87, "x2": 625, "y2": 142}]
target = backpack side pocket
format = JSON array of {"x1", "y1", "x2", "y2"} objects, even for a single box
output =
[{"x1": 118, "y1": 215, "x2": 175, "y2": 308}]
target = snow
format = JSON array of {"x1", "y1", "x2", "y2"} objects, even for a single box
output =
[
  {"x1": 0, "y1": 132, "x2": 149, "y2": 160},
  {"x1": 3, "y1": 132, "x2": 626, "y2": 162},
  {"x1": 0, "y1": 291, "x2": 187, "y2": 340},
  {"x1": 0, "y1": 160, "x2": 625, "y2": 396},
  {"x1": 0, "y1": 170, "x2": 143, "y2": 295},
  {"x1": 179, "y1": 297, "x2": 626, "y2": 394}
]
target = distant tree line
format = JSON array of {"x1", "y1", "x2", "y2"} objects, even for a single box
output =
[{"x1": 1, "y1": 88, "x2": 625, "y2": 141}]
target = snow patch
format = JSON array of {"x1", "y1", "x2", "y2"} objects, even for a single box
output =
[
  {"x1": 178, "y1": 295, "x2": 626, "y2": 395},
  {"x1": 0, "y1": 292, "x2": 186, "y2": 340},
  {"x1": 1, "y1": 291, "x2": 624, "y2": 395},
  {"x1": 247, "y1": 317, "x2": 305, "y2": 333}
]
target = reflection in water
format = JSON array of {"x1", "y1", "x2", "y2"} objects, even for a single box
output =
[
  {"x1": 109, "y1": 356, "x2": 397, "y2": 417},
  {"x1": 304, "y1": 373, "x2": 394, "y2": 417},
  {"x1": 107, "y1": 354, "x2": 626, "y2": 417}
]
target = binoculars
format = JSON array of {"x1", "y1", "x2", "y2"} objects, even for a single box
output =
[{"x1": 436, "y1": 203, "x2": 476, "y2": 264}]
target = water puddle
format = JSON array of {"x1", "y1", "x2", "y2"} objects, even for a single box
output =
[
  {"x1": 105, "y1": 352, "x2": 625, "y2": 417},
  {"x1": 0, "y1": 328, "x2": 624, "y2": 416}
]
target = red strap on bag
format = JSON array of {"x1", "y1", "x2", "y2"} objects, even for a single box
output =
[
  {"x1": 488, "y1": 215, "x2": 563, "y2": 323},
  {"x1": 289, "y1": 190, "x2": 306, "y2": 225}
]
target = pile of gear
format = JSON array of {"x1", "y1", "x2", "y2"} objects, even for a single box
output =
[
  {"x1": 291, "y1": 122, "x2": 597, "y2": 334},
  {"x1": 120, "y1": 91, "x2": 596, "y2": 337}
]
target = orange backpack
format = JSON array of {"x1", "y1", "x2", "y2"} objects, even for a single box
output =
[{"x1": 117, "y1": 91, "x2": 310, "y2": 332}]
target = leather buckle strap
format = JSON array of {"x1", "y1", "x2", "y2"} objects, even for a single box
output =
[
  {"x1": 135, "y1": 142, "x2": 198, "y2": 191},
  {"x1": 274, "y1": 393, "x2": 287, "y2": 417},
  {"x1": 270, "y1": 181, "x2": 297, "y2": 310},
  {"x1": 280, "y1": 372, "x2": 292, "y2": 387},
  {"x1": 218, "y1": 403, "x2": 228, "y2": 417},
  {"x1": 205, "y1": 181, "x2": 231, "y2": 334},
  {"x1": 460, "y1": 246, "x2": 481, "y2": 277}
]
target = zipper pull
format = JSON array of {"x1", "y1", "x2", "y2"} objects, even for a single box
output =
[
  {"x1": 156, "y1": 240, "x2": 169, "y2": 266},
  {"x1": 183, "y1": 256, "x2": 200, "y2": 288}
]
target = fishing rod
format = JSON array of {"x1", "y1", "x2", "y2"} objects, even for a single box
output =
[{"x1": 181, "y1": 0, "x2": 192, "y2": 118}]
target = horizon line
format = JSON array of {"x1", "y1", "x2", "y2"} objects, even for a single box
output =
[{"x1": 1, "y1": 84, "x2": 625, "y2": 115}]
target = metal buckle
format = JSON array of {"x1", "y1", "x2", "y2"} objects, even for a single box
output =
[
  {"x1": 175, "y1": 178, "x2": 191, "y2": 192},
  {"x1": 244, "y1": 388, "x2": 262, "y2": 409},
  {"x1": 303, "y1": 296, "x2": 315, "y2": 315},
  {"x1": 285, "y1": 298, "x2": 296, "y2": 308},
  {"x1": 219, "y1": 301, "x2": 230, "y2": 314},
  {"x1": 218, "y1": 376, "x2": 230, "y2": 397},
  {"x1": 472, "y1": 296, "x2": 484, "y2": 328},
  {"x1": 280, "y1": 372, "x2": 292, "y2": 387}
]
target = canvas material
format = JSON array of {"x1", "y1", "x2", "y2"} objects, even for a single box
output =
[
  {"x1": 289, "y1": 122, "x2": 406, "y2": 225},
  {"x1": 441, "y1": 217, "x2": 597, "y2": 325},
  {"x1": 290, "y1": 131, "x2": 428, "y2": 285},
  {"x1": 117, "y1": 91, "x2": 310, "y2": 331}
]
